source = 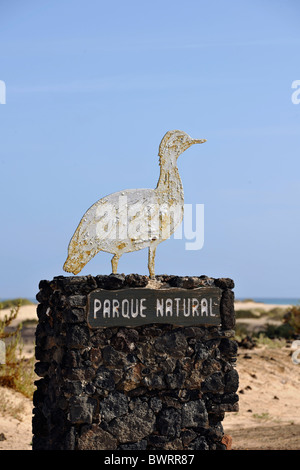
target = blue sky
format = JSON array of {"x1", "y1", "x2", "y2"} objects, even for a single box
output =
[{"x1": 0, "y1": 0, "x2": 300, "y2": 299}]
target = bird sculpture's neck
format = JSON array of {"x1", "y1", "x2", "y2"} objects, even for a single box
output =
[{"x1": 156, "y1": 151, "x2": 184, "y2": 203}]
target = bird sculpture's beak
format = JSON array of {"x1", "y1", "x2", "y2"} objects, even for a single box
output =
[{"x1": 192, "y1": 138, "x2": 207, "y2": 144}]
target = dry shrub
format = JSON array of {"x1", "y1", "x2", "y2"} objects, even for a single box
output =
[
  {"x1": 0, "y1": 303, "x2": 35, "y2": 399},
  {"x1": 283, "y1": 305, "x2": 300, "y2": 336}
]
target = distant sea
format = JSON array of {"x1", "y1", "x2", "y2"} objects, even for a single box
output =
[
  {"x1": 28, "y1": 297, "x2": 300, "y2": 306},
  {"x1": 237, "y1": 298, "x2": 299, "y2": 305},
  {"x1": 3, "y1": 297, "x2": 300, "y2": 306}
]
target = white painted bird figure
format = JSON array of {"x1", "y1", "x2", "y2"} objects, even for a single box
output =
[{"x1": 63, "y1": 130, "x2": 206, "y2": 277}]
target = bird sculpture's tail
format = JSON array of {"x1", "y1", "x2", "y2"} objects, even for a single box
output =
[
  {"x1": 63, "y1": 223, "x2": 95, "y2": 275},
  {"x1": 63, "y1": 257, "x2": 80, "y2": 275}
]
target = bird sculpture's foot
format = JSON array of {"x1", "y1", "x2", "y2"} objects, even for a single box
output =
[
  {"x1": 148, "y1": 245, "x2": 157, "y2": 280},
  {"x1": 111, "y1": 254, "x2": 120, "y2": 274}
]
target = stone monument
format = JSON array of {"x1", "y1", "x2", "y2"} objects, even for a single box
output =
[{"x1": 33, "y1": 131, "x2": 238, "y2": 451}]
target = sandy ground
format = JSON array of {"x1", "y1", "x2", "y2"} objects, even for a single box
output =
[
  {"x1": 223, "y1": 344, "x2": 300, "y2": 450},
  {"x1": 234, "y1": 300, "x2": 292, "y2": 312},
  {"x1": 0, "y1": 387, "x2": 33, "y2": 450},
  {"x1": 0, "y1": 305, "x2": 38, "y2": 328},
  {"x1": 1, "y1": 301, "x2": 290, "y2": 324},
  {"x1": 0, "y1": 302, "x2": 299, "y2": 450}
]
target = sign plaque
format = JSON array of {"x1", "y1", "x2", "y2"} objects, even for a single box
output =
[{"x1": 87, "y1": 287, "x2": 222, "y2": 328}]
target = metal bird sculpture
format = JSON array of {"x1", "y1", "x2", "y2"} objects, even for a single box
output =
[{"x1": 63, "y1": 130, "x2": 206, "y2": 277}]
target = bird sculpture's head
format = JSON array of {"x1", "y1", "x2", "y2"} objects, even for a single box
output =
[{"x1": 159, "y1": 130, "x2": 206, "y2": 160}]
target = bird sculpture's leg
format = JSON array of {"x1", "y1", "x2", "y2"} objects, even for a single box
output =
[
  {"x1": 111, "y1": 254, "x2": 120, "y2": 274},
  {"x1": 148, "y1": 244, "x2": 157, "y2": 279}
]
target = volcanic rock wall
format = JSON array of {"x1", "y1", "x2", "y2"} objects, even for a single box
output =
[{"x1": 33, "y1": 274, "x2": 238, "y2": 450}]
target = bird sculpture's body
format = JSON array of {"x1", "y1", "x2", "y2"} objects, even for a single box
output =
[{"x1": 63, "y1": 130, "x2": 206, "y2": 277}]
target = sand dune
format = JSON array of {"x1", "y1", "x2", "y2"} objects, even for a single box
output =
[
  {"x1": 234, "y1": 300, "x2": 291, "y2": 312},
  {"x1": 0, "y1": 298, "x2": 292, "y2": 327},
  {"x1": 0, "y1": 305, "x2": 38, "y2": 327}
]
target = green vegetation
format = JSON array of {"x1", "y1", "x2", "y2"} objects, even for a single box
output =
[
  {"x1": 236, "y1": 303, "x2": 300, "y2": 347},
  {"x1": 262, "y1": 323, "x2": 295, "y2": 340},
  {"x1": 267, "y1": 307, "x2": 289, "y2": 320},
  {"x1": 253, "y1": 412, "x2": 271, "y2": 421},
  {"x1": 236, "y1": 322, "x2": 296, "y2": 345},
  {"x1": 0, "y1": 303, "x2": 35, "y2": 399},
  {"x1": 255, "y1": 334, "x2": 287, "y2": 349},
  {"x1": 235, "y1": 323, "x2": 253, "y2": 341},
  {"x1": 0, "y1": 298, "x2": 35, "y2": 310},
  {"x1": 283, "y1": 305, "x2": 300, "y2": 335},
  {"x1": 236, "y1": 306, "x2": 288, "y2": 321},
  {"x1": 236, "y1": 309, "x2": 260, "y2": 319}
]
